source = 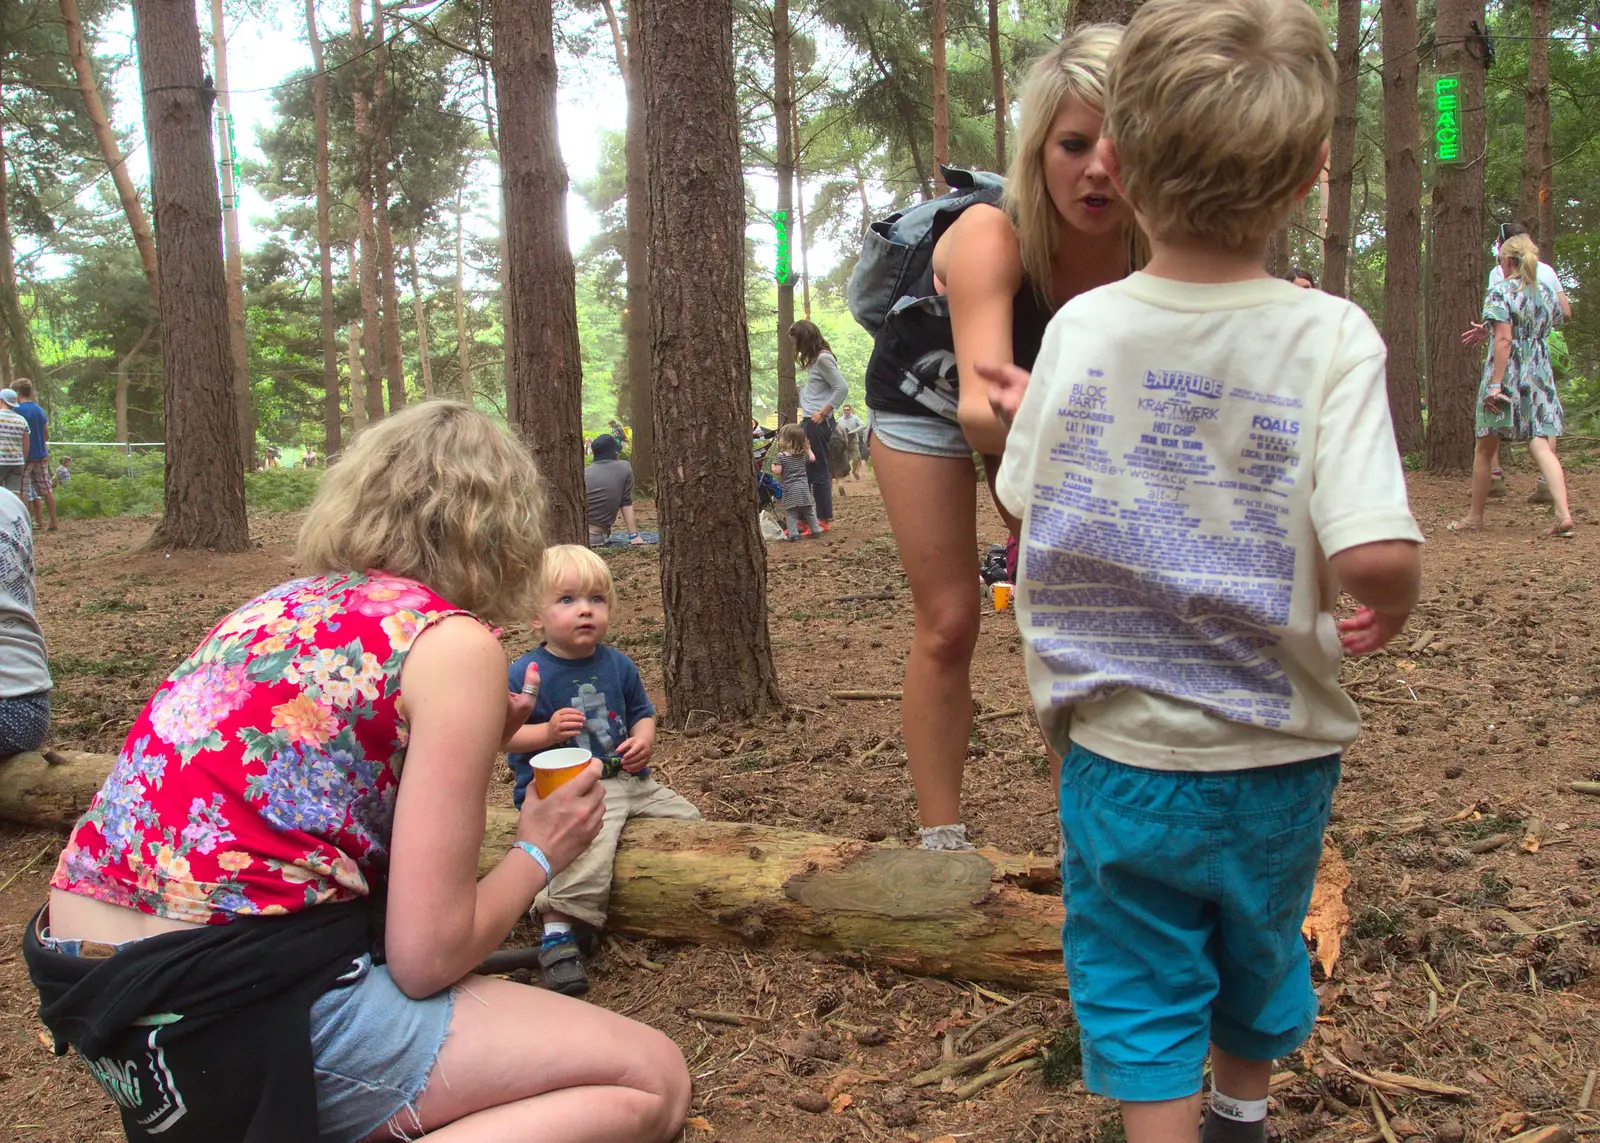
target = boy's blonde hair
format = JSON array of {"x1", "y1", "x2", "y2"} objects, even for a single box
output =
[
  {"x1": 297, "y1": 401, "x2": 547, "y2": 623},
  {"x1": 776, "y1": 422, "x2": 807, "y2": 455},
  {"x1": 1104, "y1": 0, "x2": 1334, "y2": 252},
  {"x1": 1003, "y1": 24, "x2": 1125, "y2": 296},
  {"x1": 538, "y1": 544, "x2": 616, "y2": 608},
  {"x1": 1499, "y1": 234, "x2": 1540, "y2": 290}
]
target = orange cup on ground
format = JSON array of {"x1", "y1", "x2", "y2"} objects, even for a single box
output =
[
  {"x1": 991, "y1": 583, "x2": 1013, "y2": 611},
  {"x1": 533, "y1": 747, "x2": 593, "y2": 799}
]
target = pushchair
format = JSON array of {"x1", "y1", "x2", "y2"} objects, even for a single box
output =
[{"x1": 751, "y1": 425, "x2": 786, "y2": 538}]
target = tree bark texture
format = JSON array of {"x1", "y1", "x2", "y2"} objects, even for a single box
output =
[
  {"x1": 408, "y1": 241, "x2": 433, "y2": 399},
  {"x1": 350, "y1": 0, "x2": 384, "y2": 424},
  {"x1": 373, "y1": 6, "x2": 406, "y2": 415},
  {"x1": 61, "y1": 0, "x2": 159, "y2": 302},
  {"x1": 989, "y1": 0, "x2": 1006, "y2": 172},
  {"x1": 346, "y1": 244, "x2": 366, "y2": 431},
  {"x1": 793, "y1": 98, "x2": 810, "y2": 320},
  {"x1": 1067, "y1": 0, "x2": 1138, "y2": 28},
  {"x1": 1321, "y1": 0, "x2": 1359, "y2": 298},
  {"x1": 480, "y1": 62, "x2": 511, "y2": 420},
  {"x1": 1517, "y1": 0, "x2": 1552, "y2": 263},
  {"x1": 453, "y1": 190, "x2": 473, "y2": 407},
  {"x1": 306, "y1": 0, "x2": 341, "y2": 458},
  {"x1": 0, "y1": 751, "x2": 1065, "y2": 992},
  {"x1": 932, "y1": 0, "x2": 949, "y2": 191},
  {"x1": 0, "y1": 125, "x2": 43, "y2": 385},
  {"x1": 639, "y1": 0, "x2": 782, "y2": 723},
  {"x1": 773, "y1": 0, "x2": 797, "y2": 426},
  {"x1": 1263, "y1": 226, "x2": 1290, "y2": 278},
  {"x1": 622, "y1": 8, "x2": 653, "y2": 486},
  {"x1": 1381, "y1": 0, "x2": 1424, "y2": 455},
  {"x1": 208, "y1": 0, "x2": 254, "y2": 468},
  {"x1": 133, "y1": 0, "x2": 250, "y2": 550},
  {"x1": 116, "y1": 321, "x2": 157, "y2": 444},
  {"x1": 1425, "y1": 0, "x2": 1486, "y2": 474},
  {"x1": 493, "y1": 0, "x2": 586, "y2": 545}
]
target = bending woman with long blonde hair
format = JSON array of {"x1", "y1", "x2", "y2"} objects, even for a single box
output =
[{"x1": 862, "y1": 26, "x2": 1141, "y2": 849}]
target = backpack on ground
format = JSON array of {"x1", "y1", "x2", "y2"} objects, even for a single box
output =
[{"x1": 845, "y1": 166, "x2": 1005, "y2": 338}]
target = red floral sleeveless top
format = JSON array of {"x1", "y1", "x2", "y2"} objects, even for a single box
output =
[{"x1": 50, "y1": 572, "x2": 475, "y2": 923}]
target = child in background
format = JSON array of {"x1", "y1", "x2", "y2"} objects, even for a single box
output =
[
  {"x1": 54, "y1": 456, "x2": 70, "y2": 486},
  {"x1": 981, "y1": 1, "x2": 1423, "y2": 1140},
  {"x1": 772, "y1": 422, "x2": 819, "y2": 539},
  {"x1": 505, "y1": 545, "x2": 700, "y2": 995}
]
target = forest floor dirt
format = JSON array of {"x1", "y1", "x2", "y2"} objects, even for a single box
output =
[{"x1": 2, "y1": 458, "x2": 1600, "y2": 1142}]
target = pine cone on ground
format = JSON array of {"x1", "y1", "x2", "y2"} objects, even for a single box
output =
[
  {"x1": 1540, "y1": 953, "x2": 1589, "y2": 991},
  {"x1": 1320, "y1": 1070, "x2": 1359, "y2": 1107}
]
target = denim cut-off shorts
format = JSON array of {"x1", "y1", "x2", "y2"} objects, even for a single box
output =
[
  {"x1": 1057, "y1": 744, "x2": 1340, "y2": 1103},
  {"x1": 868, "y1": 408, "x2": 973, "y2": 459},
  {"x1": 39, "y1": 931, "x2": 452, "y2": 1143}
]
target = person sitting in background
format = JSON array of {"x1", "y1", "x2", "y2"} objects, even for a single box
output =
[
  {"x1": 505, "y1": 545, "x2": 699, "y2": 996},
  {"x1": 53, "y1": 456, "x2": 70, "y2": 486},
  {"x1": 1286, "y1": 266, "x2": 1315, "y2": 288},
  {"x1": 0, "y1": 487, "x2": 51, "y2": 756},
  {"x1": 0, "y1": 390, "x2": 30, "y2": 497},
  {"x1": 1463, "y1": 221, "x2": 1571, "y2": 502},
  {"x1": 585, "y1": 434, "x2": 645, "y2": 547}
]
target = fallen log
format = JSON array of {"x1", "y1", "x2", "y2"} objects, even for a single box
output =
[{"x1": 0, "y1": 750, "x2": 1069, "y2": 991}]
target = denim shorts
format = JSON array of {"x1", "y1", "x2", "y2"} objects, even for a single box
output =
[
  {"x1": 1057, "y1": 744, "x2": 1340, "y2": 1102},
  {"x1": 868, "y1": 408, "x2": 972, "y2": 459},
  {"x1": 37, "y1": 931, "x2": 452, "y2": 1143}
]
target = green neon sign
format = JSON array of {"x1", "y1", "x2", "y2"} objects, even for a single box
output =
[
  {"x1": 1434, "y1": 74, "x2": 1461, "y2": 163},
  {"x1": 771, "y1": 209, "x2": 791, "y2": 284}
]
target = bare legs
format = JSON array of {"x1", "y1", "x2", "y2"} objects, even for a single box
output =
[
  {"x1": 872, "y1": 437, "x2": 980, "y2": 831},
  {"x1": 1452, "y1": 434, "x2": 1498, "y2": 531},
  {"x1": 362, "y1": 975, "x2": 690, "y2": 1143},
  {"x1": 1528, "y1": 436, "x2": 1574, "y2": 529},
  {"x1": 1118, "y1": 1047, "x2": 1272, "y2": 1143}
]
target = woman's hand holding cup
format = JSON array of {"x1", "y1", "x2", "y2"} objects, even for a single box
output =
[{"x1": 518, "y1": 760, "x2": 605, "y2": 875}]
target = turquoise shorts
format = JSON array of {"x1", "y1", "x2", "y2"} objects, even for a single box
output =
[{"x1": 1058, "y1": 744, "x2": 1339, "y2": 1103}]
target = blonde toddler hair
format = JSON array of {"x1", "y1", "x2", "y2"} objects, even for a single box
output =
[
  {"x1": 776, "y1": 422, "x2": 807, "y2": 456},
  {"x1": 1499, "y1": 234, "x2": 1540, "y2": 290},
  {"x1": 1104, "y1": 0, "x2": 1335, "y2": 252},
  {"x1": 297, "y1": 401, "x2": 547, "y2": 623},
  {"x1": 1004, "y1": 24, "x2": 1125, "y2": 296},
  {"x1": 539, "y1": 544, "x2": 616, "y2": 608}
]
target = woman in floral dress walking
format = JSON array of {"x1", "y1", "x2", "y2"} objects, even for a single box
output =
[{"x1": 1452, "y1": 234, "x2": 1576, "y2": 538}]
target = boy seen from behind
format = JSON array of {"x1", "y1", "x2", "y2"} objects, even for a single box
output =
[
  {"x1": 982, "y1": 2, "x2": 1423, "y2": 1140},
  {"x1": 506, "y1": 545, "x2": 700, "y2": 996}
]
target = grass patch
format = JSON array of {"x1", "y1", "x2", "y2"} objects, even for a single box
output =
[
  {"x1": 1448, "y1": 813, "x2": 1523, "y2": 841},
  {"x1": 1467, "y1": 868, "x2": 1513, "y2": 907},
  {"x1": 82, "y1": 597, "x2": 146, "y2": 614},
  {"x1": 1352, "y1": 906, "x2": 1404, "y2": 941},
  {"x1": 50, "y1": 651, "x2": 159, "y2": 678},
  {"x1": 1042, "y1": 1027, "x2": 1082, "y2": 1088}
]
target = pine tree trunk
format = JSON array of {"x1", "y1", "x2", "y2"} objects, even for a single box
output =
[
  {"x1": 306, "y1": 0, "x2": 340, "y2": 458},
  {"x1": 639, "y1": 0, "x2": 782, "y2": 723},
  {"x1": 1518, "y1": 0, "x2": 1551, "y2": 262},
  {"x1": 373, "y1": 5, "x2": 405, "y2": 415},
  {"x1": 620, "y1": 5, "x2": 653, "y2": 487},
  {"x1": 62, "y1": 0, "x2": 159, "y2": 301},
  {"x1": 493, "y1": 0, "x2": 586, "y2": 544},
  {"x1": 453, "y1": 190, "x2": 473, "y2": 407},
  {"x1": 1426, "y1": 0, "x2": 1485, "y2": 473},
  {"x1": 989, "y1": 0, "x2": 1006, "y2": 172},
  {"x1": 0, "y1": 125, "x2": 43, "y2": 385},
  {"x1": 1066, "y1": 0, "x2": 1137, "y2": 28},
  {"x1": 1264, "y1": 226, "x2": 1290, "y2": 278},
  {"x1": 480, "y1": 62, "x2": 511, "y2": 422},
  {"x1": 209, "y1": 0, "x2": 254, "y2": 468},
  {"x1": 134, "y1": 0, "x2": 249, "y2": 551},
  {"x1": 1322, "y1": 0, "x2": 1359, "y2": 298},
  {"x1": 346, "y1": 244, "x2": 366, "y2": 432},
  {"x1": 1381, "y1": 0, "x2": 1424, "y2": 455},
  {"x1": 116, "y1": 322, "x2": 157, "y2": 445},
  {"x1": 409, "y1": 240, "x2": 433, "y2": 399},
  {"x1": 773, "y1": 0, "x2": 797, "y2": 426},
  {"x1": 350, "y1": 0, "x2": 383, "y2": 424},
  {"x1": 932, "y1": 0, "x2": 949, "y2": 191},
  {"x1": 792, "y1": 97, "x2": 810, "y2": 319}
]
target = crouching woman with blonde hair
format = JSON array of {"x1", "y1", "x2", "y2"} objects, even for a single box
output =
[{"x1": 23, "y1": 401, "x2": 690, "y2": 1143}]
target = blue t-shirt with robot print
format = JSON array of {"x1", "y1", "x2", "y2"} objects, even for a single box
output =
[{"x1": 506, "y1": 644, "x2": 656, "y2": 808}]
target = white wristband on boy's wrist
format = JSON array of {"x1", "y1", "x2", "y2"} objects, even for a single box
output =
[{"x1": 514, "y1": 840, "x2": 552, "y2": 882}]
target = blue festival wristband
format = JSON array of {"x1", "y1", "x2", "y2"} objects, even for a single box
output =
[{"x1": 514, "y1": 841, "x2": 552, "y2": 882}]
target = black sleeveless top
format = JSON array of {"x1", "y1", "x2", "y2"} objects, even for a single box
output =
[{"x1": 862, "y1": 203, "x2": 1057, "y2": 423}]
